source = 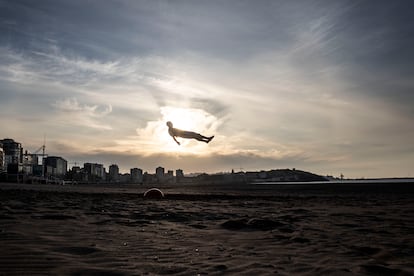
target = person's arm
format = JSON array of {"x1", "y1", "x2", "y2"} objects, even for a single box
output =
[
  {"x1": 173, "y1": 136, "x2": 180, "y2": 145},
  {"x1": 168, "y1": 127, "x2": 180, "y2": 145}
]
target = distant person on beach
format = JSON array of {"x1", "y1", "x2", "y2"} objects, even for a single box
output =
[{"x1": 167, "y1": 121, "x2": 214, "y2": 145}]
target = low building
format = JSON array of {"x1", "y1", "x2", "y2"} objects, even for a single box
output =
[
  {"x1": 119, "y1": 173, "x2": 131, "y2": 183},
  {"x1": 143, "y1": 172, "x2": 157, "y2": 184}
]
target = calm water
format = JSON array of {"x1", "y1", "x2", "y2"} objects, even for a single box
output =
[{"x1": 251, "y1": 178, "x2": 414, "y2": 185}]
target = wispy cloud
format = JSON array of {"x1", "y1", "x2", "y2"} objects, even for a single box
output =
[{"x1": 52, "y1": 97, "x2": 112, "y2": 130}]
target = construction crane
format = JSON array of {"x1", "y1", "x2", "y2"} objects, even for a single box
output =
[
  {"x1": 23, "y1": 138, "x2": 47, "y2": 177},
  {"x1": 68, "y1": 162, "x2": 80, "y2": 170},
  {"x1": 32, "y1": 144, "x2": 44, "y2": 156}
]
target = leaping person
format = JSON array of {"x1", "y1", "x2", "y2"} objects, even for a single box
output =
[{"x1": 167, "y1": 121, "x2": 214, "y2": 145}]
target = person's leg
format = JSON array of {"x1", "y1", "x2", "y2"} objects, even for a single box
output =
[
  {"x1": 199, "y1": 135, "x2": 211, "y2": 142},
  {"x1": 198, "y1": 135, "x2": 214, "y2": 143},
  {"x1": 181, "y1": 131, "x2": 213, "y2": 143},
  {"x1": 184, "y1": 132, "x2": 205, "y2": 142}
]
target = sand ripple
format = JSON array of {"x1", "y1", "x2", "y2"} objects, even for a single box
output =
[{"x1": 1, "y1": 184, "x2": 413, "y2": 275}]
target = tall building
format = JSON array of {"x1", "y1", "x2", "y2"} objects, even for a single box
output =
[
  {"x1": 176, "y1": 169, "x2": 184, "y2": 183},
  {"x1": 155, "y1": 166, "x2": 164, "y2": 182},
  {"x1": 84, "y1": 163, "x2": 105, "y2": 181},
  {"x1": 109, "y1": 164, "x2": 120, "y2": 182},
  {"x1": 176, "y1": 169, "x2": 184, "y2": 178},
  {"x1": 44, "y1": 156, "x2": 67, "y2": 178},
  {"x1": 0, "y1": 142, "x2": 4, "y2": 173},
  {"x1": 165, "y1": 170, "x2": 174, "y2": 183},
  {"x1": 130, "y1": 168, "x2": 143, "y2": 184},
  {"x1": 0, "y1": 138, "x2": 23, "y2": 173}
]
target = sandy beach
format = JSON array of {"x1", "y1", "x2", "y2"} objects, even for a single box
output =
[{"x1": 0, "y1": 182, "x2": 413, "y2": 275}]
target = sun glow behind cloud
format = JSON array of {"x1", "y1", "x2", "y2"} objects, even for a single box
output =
[{"x1": 131, "y1": 106, "x2": 220, "y2": 154}]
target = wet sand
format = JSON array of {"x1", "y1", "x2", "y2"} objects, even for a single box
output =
[{"x1": 0, "y1": 182, "x2": 413, "y2": 275}]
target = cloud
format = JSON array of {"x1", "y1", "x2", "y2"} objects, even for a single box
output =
[
  {"x1": 1, "y1": 1, "x2": 414, "y2": 178},
  {"x1": 53, "y1": 98, "x2": 112, "y2": 115},
  {"x1": 109, "y1": 106, "x2": 224, "y2": 155},
  {"x1": 52, "y1": 98, "x2": 112, "y2": 130},
  {"x1": 109, "y1": 105, "x2": 308, "y2": 167},
  {"x1": 60, "y1": 147, "x2": 309, "y2": 175}
]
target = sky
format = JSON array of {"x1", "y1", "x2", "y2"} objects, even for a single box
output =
[{"x1": 1, "y1": 0, "x2": 414, "y2": 178}]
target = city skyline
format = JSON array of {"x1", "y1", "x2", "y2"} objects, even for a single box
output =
[{"x1": 1, "y1": 1, "x2": 414, "y2": 178}]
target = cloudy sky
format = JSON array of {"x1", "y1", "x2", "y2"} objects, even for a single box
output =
[{"x1": 1, "y1": 0, "x2": 413, "y2": 178}]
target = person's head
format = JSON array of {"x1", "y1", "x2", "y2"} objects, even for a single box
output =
[{"x1": 166, "y1": 121, "x2": 173, "y2": 128}]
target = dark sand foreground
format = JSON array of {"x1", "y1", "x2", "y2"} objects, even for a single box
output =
[{"x1": 0, "y1": 182, "x2": 413, "y2": 275}]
